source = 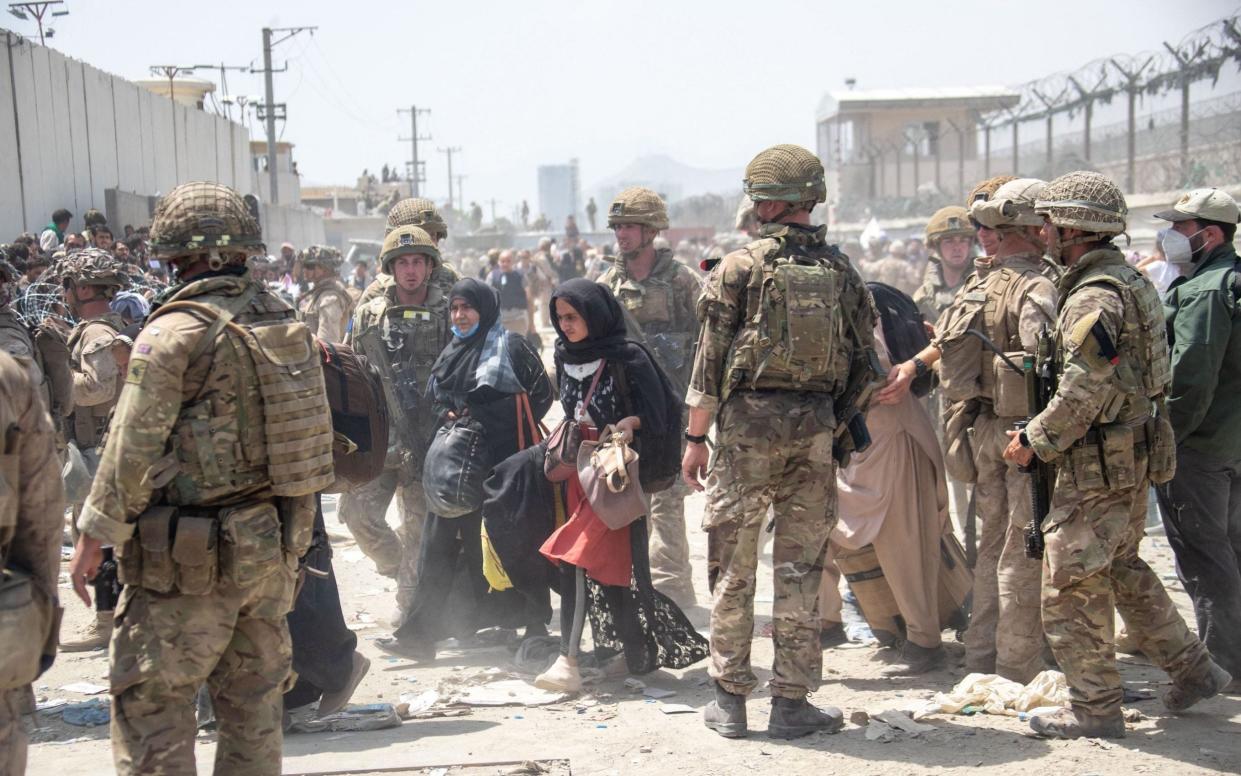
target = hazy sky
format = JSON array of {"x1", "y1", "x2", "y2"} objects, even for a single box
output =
[{"x1": 13, "y1": 0, "x2": 1238, "y2": 215}]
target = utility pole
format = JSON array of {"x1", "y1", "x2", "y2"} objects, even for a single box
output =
[
  {"x1": 253, "y1": 25, "x2": 316, "y2": 205},
  {"x1": 194, "y1": 62, "x2": 250, "y2": 120},
  {"x1": 149, "y1": 65, "x2": 198, "y2": 180},
  {"x1": 456, "y1": 174, "x2": 466, "y2": 209},
  {"x1": 438, "y1": 146, "x2": 461, "y2": 210},
  {"x1": 6, "y1": 1, "x2": 67, "y2": 47},
  {"x1": 397, "y1": 106, "x2": 431, "y2": 197}
]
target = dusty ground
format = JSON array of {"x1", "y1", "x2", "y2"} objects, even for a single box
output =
[{"x1": 26, "y1": 483, "x2": 1241, "y2": 776}]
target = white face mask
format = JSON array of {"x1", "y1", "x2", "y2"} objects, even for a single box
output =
[{"x1": 1160, "y1": 227, "x2": 1207, "y2": 266}]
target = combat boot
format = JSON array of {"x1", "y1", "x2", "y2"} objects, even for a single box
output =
[
  {"x1": 881, "y1": 641, "x2": 945, "y2": 677},
  {"x1": 1162, "y1": 660, "x2": 1232, "y2": 713},
  {"x1": 1029, "y1": 707, "x2": 1125, "y2": 739},
  {"x1": 819, "y1": 622, "x2": 847, "y2": 649},
  {"x1": 767, "y1": 696, "x2": 844, "y2": 739},
  {"x1": 703, "y1": 682, "x2": 747, "y2": 738},
  {"x1": 60, "y1": 610, "x2": 113, "y2": 652}
]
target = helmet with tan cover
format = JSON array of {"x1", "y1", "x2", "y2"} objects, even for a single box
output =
[
  {"x1": 1035, "y1": 171, "x2": 1127, "y2": 235},
  {"x1": 607, "y1": 187, "x2": 669, "y2": 231},
  {"x1": 924, "y1": 206, "x2": 974, "y2": 244},
  {"x1": 971, "y1": 178, "x2": 1046, "y2": 230},
  {"x1": 743, "y1": 144, "x2": 827, "y2": 204},
  {"x1": 380, "y1": 226, "x2": 440, "y2": 274},
  {"x1": 149, "y1": 181, "x2": 263, "y2": 262},
  {"x1": 386, "y1": 197, "x2": 448, "y2": 240},
  {"x1": 63, "y1": 247, "x2": 128, "y2": 290},
  {"x1": 967, "y1": 175, "x2": 1018, "y2": 207}
]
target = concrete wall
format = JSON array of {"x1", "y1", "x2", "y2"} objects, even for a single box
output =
[{"x1": 0, "y1": 30, "x2": 322, "y2": 250}]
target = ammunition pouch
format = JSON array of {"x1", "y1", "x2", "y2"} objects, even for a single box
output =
[
  {"x1": 1146, "y1": 400, "x2": 1176, "y2": 485},
  {"x1": 117, "y1": 497, "x2": 302, "y2": 594},
  {"x1": 991, "y1": 352, "x2": 1029, "y2": 419},
  {"x1": 1070, "y1": 422, "x2": 1147, "y2": 492}
]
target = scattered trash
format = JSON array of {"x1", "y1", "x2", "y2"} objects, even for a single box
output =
[
  {"x1": 287, "y1": 703, "x2": 402, "y2": 734},
  {"x1": 511, "y1": 636, "x2": 561, "y2": 675},
  {"x1": 872, "y1": 709, "x2": 934, "y2": 735},
  {"x1": 623, "y1": 677, "x2": 646, "y2": 692},
  {"x1": 450, "y1": 679, "x2": 567, "y2": 707},
  {"x1": 916, "y1": 671, "x2": 1069, "y2": 718},
  {"x1": 658, "y1": 703, "x2": 696, "y2": 715},
  {"x1": 849, "y1": 710, "x2": 870, "y2": 726},
  {"x1": 504, "y1": 762, "x2": 550, "y2": 775},
  {"x1": 62, "y1": 698, "x2": 110, "y2": 726},
  {"x1": 60, "y1": 682, "x2": 108, "y2": 695},
  {"x1": 36, "y1": 698, "x2": 68, "y2": 712},
  {"x1": 642, "y1": 687, "x2": 676, "y2": 700},
  {"x1": 1121, "y1": 686, "x2": 1155, "y2": 702},
  {"x1": 397, "y1": 690, "x2": 440, "y2": 716},
  {"x1": 428, "y1": 769, "x2": 448, "y2": 776},
  {"x1": 1122, "y1": 708, "x2": 1145, "y2": 723}
]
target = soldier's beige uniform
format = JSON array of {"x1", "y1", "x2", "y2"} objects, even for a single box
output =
[
  {"x1": 692, "y1": 221, "x2": 876, "y2": 699},
  {"x1": 865, "y1": 255, "x2": 920, "y2": 296},
  {"x1": 935, "y1": 253, "x2": 1056, "y2": 680},
  {"x1": 344, "y1": 270, "x2": 449, "y2": 615},
  {"x1": 66, "y1": 313, "x2": 125, "y2": 457},
  {"x1": 299, "y1": 276, "x2": 354, "y2": 344},
  {"x1": 78, "y1": 182, "x2": 333, "y2": 774},
  {"x1": 0, "y1": 351, "x2": 64, "y2": 776},
  {"x1": 912, "y1": 256, "x2": 969, "y2": 329},
  {"x1": 601, "y1": 246, "x2": 702, "y2": 606}
]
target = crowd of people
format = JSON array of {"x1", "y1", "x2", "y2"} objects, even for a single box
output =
[{"x1": 1, "y1": 142, "x2": 1239, "y2": 775}]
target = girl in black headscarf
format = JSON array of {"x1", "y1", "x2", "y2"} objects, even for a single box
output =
[
  {"x1": 535, "y1": 279, "x2": 707, "y2": 692},
  {"x1": 384, "y1": 278, "x2": 553, "y2": 660}
]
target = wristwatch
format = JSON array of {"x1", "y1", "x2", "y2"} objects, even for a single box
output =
[
  {"x1": 912, "y1": 357, "x2": 930, "y2": 379},
  {"x1": 684, "y1": 431, "x2": 707, "y2": 444}
]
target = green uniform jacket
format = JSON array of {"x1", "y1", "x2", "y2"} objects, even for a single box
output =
[{"x1": 1163, "y1": 242, "x2": 1241, "y2": 460}]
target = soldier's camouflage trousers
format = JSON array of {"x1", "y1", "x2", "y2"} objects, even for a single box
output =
[
  {"x1": 970, "y1": 412, "x2": 1044, "y2": 682},
  {"x1": 1, "y1": 687, "x2": 31, "y2": 776},
  {"x1": 1042, "y1": 458, "x2": 1209, "y2": 717},
  {"x1": 649, "y1": 473, "x2": 696, "y2": 607},
  {"x1": 109, "y1": 562, "x2": 296, "y2": 775},
  {"x1": 705, "y1": 391, "x2": 835, "y2": 700},
  {"x1": 336, "y1": 463, "x2": 428, "y2": 619}
]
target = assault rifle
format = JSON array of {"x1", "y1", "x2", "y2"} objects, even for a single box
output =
[
  {"x1": 832, "y1": 347, "x2": 885, "y2": 466},
  {"x1": 354, "y1": 324, "x2": 421, "y2": 456},
  {"x1": 1019, "y1": 324, "x2": 1057, "y2": 559}
]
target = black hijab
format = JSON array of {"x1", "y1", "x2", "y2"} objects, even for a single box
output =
[
  {"x1": 430, "y1": 278, "x2": 501, "y2": 397},
  {"x1": 549, "y1": 278, "x2": 630, "y2": 365},
  {"x1": 549, "y1": 279, "x2": 685, "y2": 492}
]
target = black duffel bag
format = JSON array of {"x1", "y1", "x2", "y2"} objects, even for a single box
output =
[{"x1": 422, "y1": 418, "x2": 488, "y2": 518}]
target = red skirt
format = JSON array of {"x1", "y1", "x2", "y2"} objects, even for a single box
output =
[{"x1": 539, "y1": 427, "x2": 633, "y2": 587}]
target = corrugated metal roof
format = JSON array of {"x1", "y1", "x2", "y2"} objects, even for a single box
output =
[{"x1": 817, "y1": 86, "x2": 1021, "y2": 120}]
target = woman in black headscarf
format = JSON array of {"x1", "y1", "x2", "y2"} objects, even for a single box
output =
[
  {"x1": 535, "y1": 278, "x2": 707, "y2": 692},
  {"x1": 383, "y1": 278, "x2": 553, "y2": 661}
]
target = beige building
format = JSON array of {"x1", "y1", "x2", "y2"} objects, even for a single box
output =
[{"x1": 816, "y1": 87, "x2": 1019, "y2": 212}]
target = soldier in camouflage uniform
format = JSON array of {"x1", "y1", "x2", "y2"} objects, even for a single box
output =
[
  {"x1": 0, "y1": 253, "x2": 38, "y2": 366},
  {"x1": 346, "y1": 227, "x2": 450, "y2": 638},
  {"x1": 864, "y1": 239, "x2": 920, "y2": 296},
  {"x1": 683, "y1": 144, "x2": 877, "y2": 739},
  {"x1": 1001, "y1": 171, "x2": 1231, "y2": 738},
  {"x1": 69, "y1": 181, "x2": 334, "y2": 774},
  {"x1": 912, "y1": 206, "x2": 975, "y2": 324},
  {"x1": 880, "y1": 180, "x2": 1058, "y2": 680},
  {"x1": 298, "y1": 245, "x2": 354, "y2": 344},
  {"x1": 355, "y1": 198, "x2": 460, "y2": 310},
  {"x1": 58, "y1": 249, "x2": 131, "y2": 652},
  {"x1": 598, "y1": 187, "x2": 703, "y2": 607},
  {"x1": 0, "y1": 350, "x2": 64, "y2": 776}
]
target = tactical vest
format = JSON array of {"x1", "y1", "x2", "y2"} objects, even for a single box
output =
[
  {"x1": 1057, "y1": 250, "x2": 1171, "y2": 414},
  {"x1": 299, "y1": 278, "x2": 355, "y2": 337},
  {"x1": 147, "y1": 280, "x2": 336, "y2": 505},
  {"x1": 605, "y1": 251, "x2": 696, "y2": 385},
  {"x1": 913, "y1": 258, "x2": 962, "y2": 322},
  {"x1": 353, "y1": 290, "x2": 449, "y2": 468},
  {"x1": 66, "y1": 316, "x2": 124, "y2": 449},
  {"x1": 723, "y1": 231, "x2": 852, "y2": 397}
]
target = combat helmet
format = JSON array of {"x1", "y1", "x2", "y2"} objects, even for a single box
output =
[
  {"x1": 380, "y1": 226, "x2": 441, "y2": 274},
  {"x1": 63, "y1": 248, "x2": 128, "y2": 289},
  {"x1": 924, "y1": 206, "x2": 974, "y2": 244},
  {"x1": 971, "y1": 178, "x2": 1046, "y2": 230},
  {"x1": 386, "y1": 197, "x2": 448, "y2": 240},
  {"x1": 967, "y1": 175, "x2": 1018, "y2": 207},
  {"x1": 1035, "y1": 171, "x2": 1127, "y2": 235},
  {"x1": 148, "y1": 181, "x2": 263, "y2": 267},
  {"x1": 743, "y1": 144, "x2": 826, "y2": 204},
  {"x1": 301, "y1": 244, "x2": 343, "y2": 270},
  {"x1": 607, "y1": 187, "x2": 669, "y2": 231}
]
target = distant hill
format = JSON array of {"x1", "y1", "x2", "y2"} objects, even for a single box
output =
[{"x1": 588, "y1": 154, "x2": 743, "y2": 205}]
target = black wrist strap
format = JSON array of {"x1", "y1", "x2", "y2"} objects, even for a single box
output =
[{"x1": 684, "y1": 431, "x2": 707, "y2": 444}]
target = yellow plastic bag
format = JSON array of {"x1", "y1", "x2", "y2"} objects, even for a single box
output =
[{"x1": 480, "y1": 524, "x2": 513, "y2": 592}]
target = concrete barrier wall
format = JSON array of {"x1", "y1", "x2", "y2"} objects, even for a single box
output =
[{"x1": 1, "y1": 30, "x2": 320, "y2": 250}]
